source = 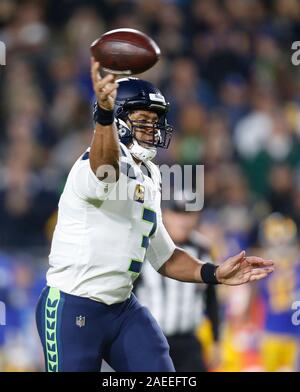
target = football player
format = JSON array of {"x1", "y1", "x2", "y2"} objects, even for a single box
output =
[
  {"x1": 259, "y1": 213, "x2": 300, "y2": 371},
  {"x1": 35, "y1": 58, "x2": 274, "y2": 372}
]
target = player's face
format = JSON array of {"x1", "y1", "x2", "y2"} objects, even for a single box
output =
[{"x1": 127, "y1": 110, "x2": 159, "y2": 148}]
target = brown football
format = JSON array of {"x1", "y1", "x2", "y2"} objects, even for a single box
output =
[{"x1": 90, "y1": 28, "x2": 161, "y2": 75}]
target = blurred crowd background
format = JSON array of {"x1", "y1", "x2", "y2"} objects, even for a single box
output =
[{"x1": 0, "y1": 0, "x2": 300, "y2": 372}]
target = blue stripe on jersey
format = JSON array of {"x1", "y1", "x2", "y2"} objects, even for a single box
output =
[
  {"x1": 142, "y1": 208, "x2": 157, "y2": 237},
  {"x1": 149, "y1": 220, "x2": 157, "y2": 237},
  {"x1": 141, "y1": 235, "x2": 150, "y2": 249},
  {"x1": 81, "y1": 151, "x2": 90, "y2": 160},
  {"x1": 83, "y1": 146, "x2": 125, "y2": 160},
  {"x1": 129, "y1": 259, "x2": 143, "y2": 274},
  {"x1": 141, "y1": 163, "x2": 152, "y2": 179},
  {"x1": 121, "y1": 161, "x2": 136, "y2": 180},
  {"x1": 81, "y1": 145, "x2": 144, "y2": 182},
  {"x1": 120, "y1": 144, "x2": 127, "y2": 157},
  {"x1": 142, "y1": 208, "x2": 156, "y2": 223}
]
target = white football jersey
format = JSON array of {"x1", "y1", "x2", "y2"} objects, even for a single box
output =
[{"x1": 47, "y1": 143, "x2": 176, "y2": 305}]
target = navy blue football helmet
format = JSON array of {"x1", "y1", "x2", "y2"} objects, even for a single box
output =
[{"x1": 114, "y1": 77, "x2": 173, "y2": 149}]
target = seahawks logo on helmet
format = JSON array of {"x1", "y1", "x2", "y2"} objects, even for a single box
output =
[
  {"x1": 115, "y1": 118, "x2": 133, "y2": 145},
  {"x1": 117, "y1": 119, "x2": 129, "y2": 136}
]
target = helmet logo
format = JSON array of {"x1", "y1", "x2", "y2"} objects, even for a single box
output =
[
  {"x1": 119, "y1": 125, "x2": 128, "y2": 137},
  {"x1": 149, "y1": 93, "x2": 166, "y2": 104}
]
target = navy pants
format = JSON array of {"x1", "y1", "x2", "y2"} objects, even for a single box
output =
[{"x1": 36, "y1": 287, "x2": 175, "y2": 372}]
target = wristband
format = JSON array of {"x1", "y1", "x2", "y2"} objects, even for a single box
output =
[
  {"x1": 93, "y1": 102, "x2": 114, "y2": 125},
  {"x1": 200, "y1": 263, "x2": 220, "y2": 284}
]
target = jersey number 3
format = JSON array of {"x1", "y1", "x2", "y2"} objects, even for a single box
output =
[{"x1": 128, "y1": 207, "x2": 157, "y2": 277}]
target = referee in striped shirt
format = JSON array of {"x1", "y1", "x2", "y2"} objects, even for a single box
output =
[{"x1": 134, "y1": 192, "x2": 220, "y2": 372}]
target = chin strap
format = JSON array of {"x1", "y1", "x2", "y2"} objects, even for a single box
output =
[{"x1": 129, "y1": 139, "x2": 157, "y2": 162}]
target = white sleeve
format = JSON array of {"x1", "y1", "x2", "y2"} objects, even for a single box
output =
[
  {"x1": 71, "y1": 158, "x2": 117, "y2": 201},
  {"x1": 146, "y1": 216, "x2": 176, "y2": 271}
]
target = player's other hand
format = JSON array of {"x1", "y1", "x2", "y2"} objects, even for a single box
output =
[
  {"x1": 91, "y1": 57, "x2": 118, "y2": 111},
  {"x1": 216, "y1": 250, "x2": 274, "y2": 286}
]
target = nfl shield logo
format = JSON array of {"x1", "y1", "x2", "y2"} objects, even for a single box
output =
[{"x1": 76, "y1": 315, "x2": 85, "y2": 328}]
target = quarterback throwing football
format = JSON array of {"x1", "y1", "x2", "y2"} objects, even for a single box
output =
[{"x1": 35, "y1": 58, "x2": 274, "y2": 372}]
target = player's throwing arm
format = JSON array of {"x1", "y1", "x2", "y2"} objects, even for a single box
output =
[{"x1": 90, "y1": 58, "x2": 120, "y2": 182}]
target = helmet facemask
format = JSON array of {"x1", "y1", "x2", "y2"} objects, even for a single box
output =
[
  {"x1": 126, "y1": 115, "x2": 172, "y2": 150},
  {"x1": 114, "y1": 78, "x2": 174, "y2": 160}
]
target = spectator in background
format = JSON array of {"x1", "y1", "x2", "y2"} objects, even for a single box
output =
[
  {"x1": 234, "y1": 88, "x2": 300, "y2": 197},
  {"x1": 267, "y1": 164, "x2": 295, "y2": 216},
  {"x1": 0, "y1": 132, "x2": 58, "y2": 249},
  {"x1": 218, "y1": 74, "x2": 249, "y2": 129},
  {"x1": 217, "y1": 165, "x2": 255, "y2": 251},
  {"x1": 258, "y1": 213, "x2": 300, "y2": 372},
  {"x1": 175, "y1": 102, "x2": 207, "y2": 166},
  {"x1": 0, "y1": 254, "x2": 46, "y2": 371},
  {"x1": 164, "y1": 58, "x2": 215, "y2": 122}
]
